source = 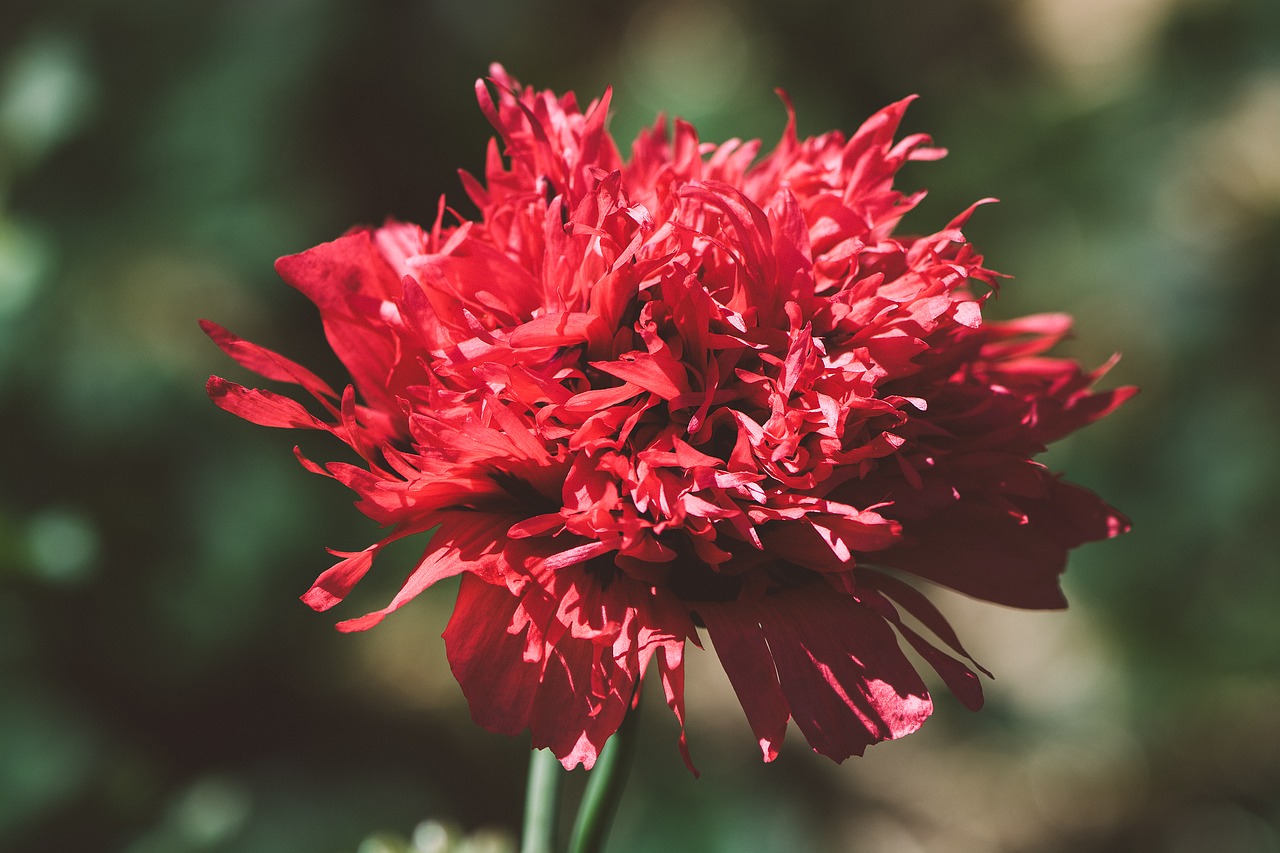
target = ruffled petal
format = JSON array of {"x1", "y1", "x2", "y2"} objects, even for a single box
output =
[
  {"x1": 274, "y1": 230, "x2": 412, "y2": 430},
  {"x1": 205, "y1": 68, "x2": 1133, "y2": 772},
  {"x1": 334, "y1": 512, "x2": 522, "y2": 632}
]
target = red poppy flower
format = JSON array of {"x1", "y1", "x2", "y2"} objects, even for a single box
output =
[{"x1": 205, "y1": 65, "x2": 1134, "y2": 773}]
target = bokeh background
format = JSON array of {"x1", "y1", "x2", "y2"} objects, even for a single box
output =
[{"x1": 3, "y1": 0, "x2": 1279, "y2": 851}]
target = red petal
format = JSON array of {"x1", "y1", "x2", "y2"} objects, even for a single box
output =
[
  {"x1": 699, "y1": 603, "x2": 789, "y2": 762},
  {"x1": 206, "y1": 377, "x2": 329, "y2": 430},
  {"x1": 859, "y1": 570, "x2": 989, "y2": 676},
  {"x1": 411, "y1": 240, "x2": 542, "y2": 325},
  {"x1": 892, "y1": 620, "x2": 984, "y2": 711},
  {"x1": 334, "y1": 512, "x2": 520, "y2": 632},
  {"x1": 200, "y1": 320, "x2": 338, "y2": 399},
  {"x1": 591, "y1": 351, "x2": 690, "y2": 401},
  {"x1": 276, "y1": 228, "x2": 403, "y2": 304},
  {"x1": 274, "y1": 230, "x2": 406, "y2": 417},
  {"x1": 508, "y1": 312, "x2": 609, "y2": 350},
  {"x1": 875, "y1": 471, "x2": 1124, "y2": 609},
  {"x1": 656, "y1": 643, "x2": 698, "y2": 776},
  {"x1": 443, "y1": 575, "x2": 633, "y2": 770},
  {"x1": 758, "y1": 587, "x2": 932, "y2": 760},
  {"x1": 302, "y1": 548, "x2": 376, "y2": 611}
]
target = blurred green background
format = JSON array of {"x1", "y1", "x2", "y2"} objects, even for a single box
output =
[{"x1": 2, "y1": 0, "x2": 1278, "y2": 851}]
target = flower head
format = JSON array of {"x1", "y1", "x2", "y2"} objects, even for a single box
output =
[{"x1": 205, "y1": 65, "x2": 1134, "y2": 772}]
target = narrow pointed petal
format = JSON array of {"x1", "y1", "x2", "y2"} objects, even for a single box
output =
[
  {"x1": 699, "y1": 604, "x2": 789, "y2": 762},
  {"x1": 206, "y1": 377, "x2": 329, "y2": 430}
]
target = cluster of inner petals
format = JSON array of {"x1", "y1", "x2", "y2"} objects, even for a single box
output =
[{"x1": 205, "y1": 65, "x2": 1134, "y2": 772}]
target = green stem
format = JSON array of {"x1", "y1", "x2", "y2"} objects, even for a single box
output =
[
  {"x1": 520, "y1": 747, "x2": 563, "y2": 853},
  {"x1": 567, "y1": 705, "x2": 642, "y2": 853}
]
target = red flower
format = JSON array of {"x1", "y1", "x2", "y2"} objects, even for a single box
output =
[{"x1": 205, "y1": 66, "x2": 1135, "y2": 772}]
